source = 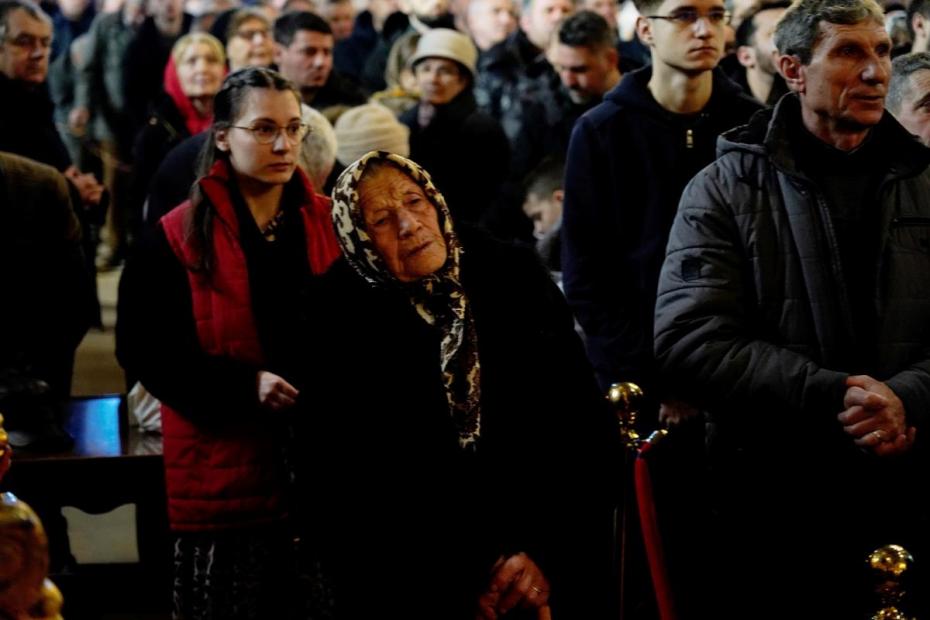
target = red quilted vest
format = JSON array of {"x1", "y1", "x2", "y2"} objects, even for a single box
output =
[{"x1": 159, "y1": 160, "x2": 340, "y2": 531}]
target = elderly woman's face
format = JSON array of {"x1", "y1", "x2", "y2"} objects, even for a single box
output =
[{"x1": 359, "y1": 166, "x2": 448, "y2": 282}]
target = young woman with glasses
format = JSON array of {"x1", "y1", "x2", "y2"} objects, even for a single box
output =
[{"x1": 116, "y1": 66, "x2": 341, "y2": 619}]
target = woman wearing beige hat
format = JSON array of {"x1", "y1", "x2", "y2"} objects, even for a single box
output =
[
  {"x1": 400, "y1": 27, "x2": 511, "y2": 227},
  {"x1": 333, "y1": 102, "x2": 411, "y2": 168}
]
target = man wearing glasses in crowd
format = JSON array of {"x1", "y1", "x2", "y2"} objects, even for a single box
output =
[
  {"x1": 561, "y1": 0, "x2": 759, "y2": 409},
  {"x1": 561, "y1": 4, "x2": 758, "y2": 607},
  {"x1": 0, "y1": 0, "x2": 103, "y2": 312}
]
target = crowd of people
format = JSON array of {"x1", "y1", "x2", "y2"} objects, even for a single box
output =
[{"x1": 3, "y1": 0, "x2": 930, "y2": 615}]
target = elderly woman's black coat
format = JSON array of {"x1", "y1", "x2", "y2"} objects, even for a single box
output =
[{"x1": 296, "y1": 227, "x2": 618, "y2": 619}]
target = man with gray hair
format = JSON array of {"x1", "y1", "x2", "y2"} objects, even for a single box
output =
[
  {"x1": 0, "y1": 0, "x2": 105, "y2": 301},
  {"x1": 465, "y1": 0, "x2": 517, "y2": 51},
  {"x1": 474, "y1": 0, "x2": 573, "y2": 143},
  {"x1": 654, "y1": 0, "x2": 930, "y2": 614},
  {"x1": 887, "y1": 51, "x2": 930, "y2": 145}
]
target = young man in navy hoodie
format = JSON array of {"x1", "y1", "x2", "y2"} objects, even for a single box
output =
[
  {"x1": 561, "y1": 0, "x2": 760, "y2": 415},
  {"x1": 561, "y1": 1, "x2": 760, "y2": 613}
]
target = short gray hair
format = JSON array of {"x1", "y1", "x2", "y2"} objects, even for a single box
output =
[
  {"x1": 299, "y1": 104, "x2": 337, "y2": 191},
  {"x1": 774, "y1": 0, "x2": 884, "y2": 64},
  {"x1": 888, "y1": 51, "x2": 930, "y2": 113},
  {"x1": 523, "y1": 0, "x2": 574, "y2": 15},
  {"x1": 0, "y1": 0, "x2": 50, "y2": 41}
]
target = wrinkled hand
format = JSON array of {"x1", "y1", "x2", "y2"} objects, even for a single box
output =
[
  {"x1": 659, "y1": 399, "x2": 700, "y2": 428},
  {"x1": 477, "y1": 553, "x2": 551, "y2": 620},
  {"x1": 69, "y1": 106, "x2": 90, "y2": 134},
  {"x1": 257, "y1": 371, "x2": 299, "y2": 411},
  {"x1": 837, "y1": 375, "x2": 915, "y2": 457},
  {"x1": 64, "y1": 165, "x2": 104, "y2": 207}
]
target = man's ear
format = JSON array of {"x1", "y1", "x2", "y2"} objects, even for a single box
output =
[
  {"x1": 736, "y1": 45, "x2": 755, "y2": 69},
  {"x1": 636, "y1": 15, "x2": 654, "y2": 47},
  {"x1": 273, "y1": 42, "x2": 284, "y2": 65},
  {"x1": 777, "y1": 54, "x2": 805, "y2": 93},
  {"x1": 552, "y1": 188, "x2": 564, "y2": 205},
  {"x1": 914, "y1": 12, "x2": 928, "y2": 40},
  {"x1": 215, "y1": 128, "x2": 231, "y2": 153},
  {"x1": 605, "y1": 46, "x2": 620, "y2": 69}
]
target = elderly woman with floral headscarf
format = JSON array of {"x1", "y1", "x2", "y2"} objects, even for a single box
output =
[{"x1": 294, "y1": 151, "x2": 618, "y2": 620}]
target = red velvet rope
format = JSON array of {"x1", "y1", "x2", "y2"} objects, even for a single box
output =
[{"x1": 635, "y1": 440, "x2": 679, "y2": 620}]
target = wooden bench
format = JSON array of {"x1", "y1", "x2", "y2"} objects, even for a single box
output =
[{"x1": 0, "y1": 395, "x2": 170, "y2": 616}]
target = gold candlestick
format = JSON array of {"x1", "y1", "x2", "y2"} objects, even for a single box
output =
[
  {"x1": 868, "y1": 544, "x2": 915, "y2": 620},
  {"x1": 0, "y1": 412, "x2": 9, "y2": 481},
  {"x1": 606, "y1": 382, "x2": 645, "y2": 449},
  {"x1": 0, "y1": 414, "x2": 64, "y2": 619}
]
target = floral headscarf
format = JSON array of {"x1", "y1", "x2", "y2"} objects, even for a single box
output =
[{"x1": 331, "y1": 151, "x2": 481, "y2": 450}]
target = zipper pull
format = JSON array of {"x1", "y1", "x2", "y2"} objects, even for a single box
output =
[{"x1": 686, "y1": 128, "x2": 694, "y2": 149}]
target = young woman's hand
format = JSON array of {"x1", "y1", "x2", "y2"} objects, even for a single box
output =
[{"x1": 257, "y1": 371, "x2": 299, "y2": 411}]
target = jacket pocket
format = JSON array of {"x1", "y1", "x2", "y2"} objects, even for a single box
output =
[
  {"x1": 891, "y1": 217, "x2": 930, "y2": 226},
  {"x1": 890, "y1": 217, "x2": 930, "y2": 253},
  {"x1": 887, "y1": 218, "x2": 930, "y2": 298}
]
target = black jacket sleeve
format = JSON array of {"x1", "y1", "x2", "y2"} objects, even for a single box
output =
[
  {"x1": 562, "y1": 114, "x2": 649, "y2": 391},
  {"x1": 653, "y1": 162, "x2": 848, "y2": 419},
  {"x1": 115, "y1": 226, "x2": 261, "y2": 425}
]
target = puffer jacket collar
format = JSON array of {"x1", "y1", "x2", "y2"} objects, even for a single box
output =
[{"x1": 719, "y1": 92, "x2": 930, "y2": 181}]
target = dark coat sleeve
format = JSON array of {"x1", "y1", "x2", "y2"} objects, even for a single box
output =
[
  {"x1": 886, "y1": 366, "x2": 930, "y2": 429},
  {"x1": 140, "y1": 133, "x2": 205, "y2": 237},
  {"x1": 561, "y1": 112, "x2": 648, "y2": 391},
  {"x1": 129, "y1": 107, "x2": 187, "y2": 240},
  {"x1": 0, "y1": 155, "x2": 93, "y2": 394},
  {"x1": 466, "y1": 112, "x2": 512, "y2": 227},
  {"x1": 121, "y1": 25, "x2": 152, "y2": 133},
  {"x1": 464, "y1": 234, "x2": 620, "y2": 616},
  {"x1": 115, "y1": 225, "x2": 261, "y2": 424},
  {"x1": 653, "y1": 160, "x2": 848, "y2": 420}
]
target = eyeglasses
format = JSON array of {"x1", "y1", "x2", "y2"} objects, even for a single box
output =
[
  {"x1": 3, "y1": 33, "x2": 52, "y2": 50},
  {"x1": 229, "y1": 121, "x2": 310, "y2": 145},
  {"x1": 646, "y1": 8, "x2": 731, "y2": 26}
]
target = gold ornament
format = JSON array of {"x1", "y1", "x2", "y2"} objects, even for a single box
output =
[{"x1": 869, "y1": 544, "x2": 915, "y2": 620}]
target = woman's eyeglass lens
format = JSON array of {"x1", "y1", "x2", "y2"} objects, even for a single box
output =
[{"x1": 230, "y1": 122, "x2": 310, "y2": 145}]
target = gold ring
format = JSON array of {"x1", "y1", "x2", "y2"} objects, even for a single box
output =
[
  {"x1": 874, "y1": 430, "x2": 885, "y2": 442},
  {"x1": 531, "y1": 585, "x2": 545, "y2": 594}
]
